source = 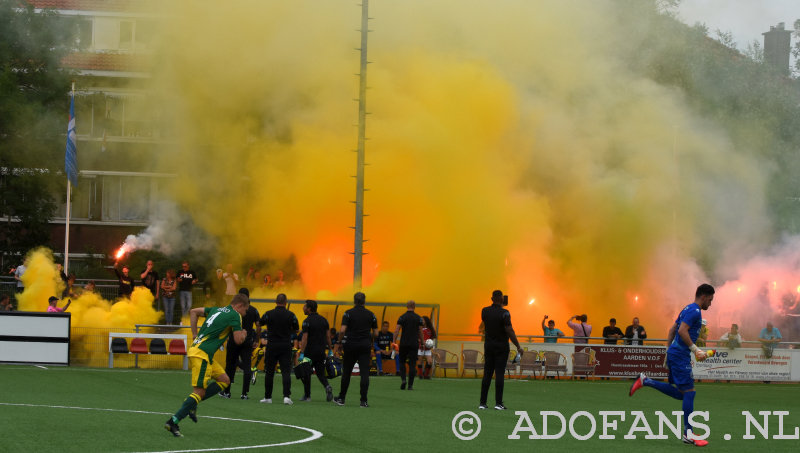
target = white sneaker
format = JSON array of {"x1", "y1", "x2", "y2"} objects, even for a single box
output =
[
  {"x1": 259, "y1": 398, "x2": 272, "y2": 404},
  {"x1": 283, "y1": 397, "x2": 293, "y2": 405}
]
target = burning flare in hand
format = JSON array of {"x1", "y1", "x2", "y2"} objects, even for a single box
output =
[{"x1": 115, "y1": 245, "x2": 129, "y2": 260}]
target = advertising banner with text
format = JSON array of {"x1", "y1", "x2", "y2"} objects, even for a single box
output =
[
  {"x1": 691, "y1": 348, "x2": 793, "y2": 382},
  {"x1": 585, "y1": 345, "x2": 668, "y2": 378}
]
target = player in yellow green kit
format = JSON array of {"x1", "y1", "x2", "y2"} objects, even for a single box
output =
[{"x1": 165, "y1": 293, "x2": 249, "y2": 437}]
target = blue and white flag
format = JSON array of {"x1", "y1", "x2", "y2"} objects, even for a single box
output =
[{"x1": 64, "y1": 92, "x2": 78, "y2": 186}]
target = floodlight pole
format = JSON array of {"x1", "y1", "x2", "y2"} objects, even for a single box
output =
[{"x1": 352, "y1": 0, "x2": 370, "y2": 290}]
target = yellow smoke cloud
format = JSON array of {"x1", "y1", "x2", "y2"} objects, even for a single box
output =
[
  {"x1": 143, "y1": 1, "x2": 773, "y2": 336},
  {"x1": 17, "y1": 248, "x2": 61, "y2": 312},
  {"x1": 17, "y1": 249, "x2": 160, "y2": 366}
]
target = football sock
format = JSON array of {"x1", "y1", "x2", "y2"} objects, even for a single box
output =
[
  {"x1": 202, "y1": 381, "x2": 228, "y2": 401},
  {"x1": 643, "y1": 377, "x2": 683, "y2": 400},
  {"x1": 425, "y1": 364, "x2": 431, "y2": 377},
  {"x1": 173, "y1": 392, "x2": 200, "y2": 422},
  {"x1": 682, "y1": 390, "x2": 696, "y2": 435}
]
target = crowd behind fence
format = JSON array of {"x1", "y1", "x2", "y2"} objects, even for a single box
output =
[{"x1": 439, "y1": 333, "x2": 799, "y2": 348}]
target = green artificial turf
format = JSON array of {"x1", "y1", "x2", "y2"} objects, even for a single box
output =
[{"x1": 1, "y1": 365, "x2": 799, "y2": 452}]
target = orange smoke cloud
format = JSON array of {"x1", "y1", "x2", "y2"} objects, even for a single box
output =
[{"x1": 140, "y1": 1, "x2": 782, "y2": 338}]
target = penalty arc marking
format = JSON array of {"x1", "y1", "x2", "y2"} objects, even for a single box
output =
[{"x1": 0, "y1": 402, "x2": 323, "y2": 452}]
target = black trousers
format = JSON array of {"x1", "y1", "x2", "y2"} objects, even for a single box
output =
[
  {"x1": 339, "y1": 345, "x2": 371, "y2": 403},
  {"x1": 300, "y1": 350, "x2": 330, "y2": 397},
  {"x1": 225, "y1": 338, "x2": 253, "y2": 395},
  {"x1": 480, "y1": 345, "x2": 509, "y2": 405},
  {"x1": 398, "y1": 345, "x2": 418, "y2": 385},
  {"x1": 264, "y1": 344, "x2": 292, "y2": 399}
]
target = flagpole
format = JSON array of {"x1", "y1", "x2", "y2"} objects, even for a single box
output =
[{"x1": 64, "y1": 82, "x2": 75, "y2": 274}]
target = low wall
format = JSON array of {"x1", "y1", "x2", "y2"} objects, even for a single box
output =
[{"x1": 435, "y1": 340, "x2": 800, "y2": 382}]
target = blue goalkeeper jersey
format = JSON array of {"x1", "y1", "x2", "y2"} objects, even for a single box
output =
[{"x1": 667, "y1": 302, "x2": 702, "y2": 359}]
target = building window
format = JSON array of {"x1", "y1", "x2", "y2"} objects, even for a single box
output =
[
  {"x1": 76, "y1": 18, "x2": 93, "y2": 51},
  {"x1": 119, "y1": 21, "x2": 134, "y2": 50},
  {"x1": 101, "y1": 175, "x2": 150, "y2": 222}
]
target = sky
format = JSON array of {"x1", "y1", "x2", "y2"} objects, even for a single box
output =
[{"x1": 678, "y1": 0, "x2": 800, "y2": 49}]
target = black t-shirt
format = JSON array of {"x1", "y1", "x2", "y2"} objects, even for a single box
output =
[
  {"x1": 301, "y1": 313, "x2": 331, "y2": 353},
  {"x1": 243, "y1": 305, "x2": 260, "y2": 343},
  {"x1": 141, "y1": 270, "x2": 159, "y2": 295},
  {"x1": 260, "y1": 305, "x2": 299, "y2": 346},
  {"x1": 375, "y1": 331, "x2": 393, "y2": 355},
  {"x1": 341, "y1": 305, "x2": 377, "y2": 349},
  {"x1": 396, "y1": 311, "x2": 424, "y2": 347},
  {"x1": 114, "y1": 268, "x2": 133, "y2": 297},
  {"x1": 177, "y1": 270, "x2": 196, "y2": 292},
  {"x1": 481, "y1": 304, "x2": 511, "y2": 347},
  {"x1": 603, "y1": 326, "x2": 624, "y2": 345}
]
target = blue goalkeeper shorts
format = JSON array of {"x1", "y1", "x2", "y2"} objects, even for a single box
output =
[{"x1": 667, "y1": 352, "x2": 694, "y2": 391}]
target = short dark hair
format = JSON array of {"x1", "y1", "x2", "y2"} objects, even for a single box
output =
[
  {"x1": 580, "y1": 314, "x2": 587, "y2": 322},
  {"x1": 406, "y1": 300, "x2": 415, "y2": 309},
  {"x1": 382, "y1": 320, "x2": 390, "y2": 326},
  {"x1": 238, "y1": 287, "x2": 250, "y2": 297},
  {"x1": 354, "y1": 292, "x2": 366, "y2": 306},
  {"x1": 695, "y1": 283, "x2": 715, "y2": 298},
  {"x1": 610, "y1": 318, "x2": 616, "y2": 323},
  {"x1": 305, "y1": 299, "x2": 317, "y2": 313},
  {"x1": 276, "y1": 293, "x2": 287, "y2": 305}
]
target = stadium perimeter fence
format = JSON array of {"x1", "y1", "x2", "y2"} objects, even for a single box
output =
[
  {"x1": 6, "y1": 286, "x2": 800, "y2": 382},
  {"x1": 50, "y1": 299, "x2": 440, "y2": 371}
]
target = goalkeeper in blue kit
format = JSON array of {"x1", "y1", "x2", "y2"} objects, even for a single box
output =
[
  {"x1": 629, "y1": 283, "x2": 714, "y2": 447},
  {"x1": 165, "y1": 293, "x2": 250, "y2": 437}
]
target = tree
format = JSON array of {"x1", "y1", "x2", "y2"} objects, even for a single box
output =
[
  {"x1": 713, "y1": 29, "x2": 737, "y2": 50},
  {"x1": 0, "y1": 1, "x2": 77, "y2": 256},
  {"x1": 744, "y1": 40, "x2": 764, "y2": 63},
  {"x1": 793, "y1": 19, "x2": 800, "y2": 76}
]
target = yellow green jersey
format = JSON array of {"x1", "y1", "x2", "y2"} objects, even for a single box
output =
[{"x1": 188, "y1": 305, "x2": 242, "y2": 362}]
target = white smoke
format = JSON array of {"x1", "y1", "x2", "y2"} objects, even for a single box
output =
[{"x1": 119, "y1": 201, "x2": 217, "y2": 257}]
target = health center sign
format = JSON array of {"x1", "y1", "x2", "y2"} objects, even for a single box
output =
[{"x1": 691, "y1": 349, "x2": 793, "y2": 382}]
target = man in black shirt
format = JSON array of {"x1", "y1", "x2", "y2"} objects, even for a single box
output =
[
  {"x1": 624, "y1": 317, "x2": 648, "y2": 346},
  {"x1": 394, "y1": 301, "x2": 424, "y2": 390},
  {"x1": 333, "y1": 292, "x2": 377, "y2": 407},
  {"x1": 140, "y1": 260, "x2": 160, "y2": 299},
  {"x1": 113, "y1": 262, "x2": 134, "y2": 298},
  {"x1": 374, "y1": 321, "x2": 394, "y2": 376},
  {"x1": 222, "y1": 288, "x2": 261, "y2": 399},
  {"x1": 603, "y1": 318, "x2": 624, "y2": 345},
  {"x1": 298, "y1": 299, "x2": 334, "y2": 402},
  {"x1": 259, "y1": 293, "x2": 299, "y2": 405},
  {"x1": 480, "y1": 290, "x2": 523, "y2": 411},
  {"x1": 177, "y1": 261, "x2": 198, "y2": 320}
]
